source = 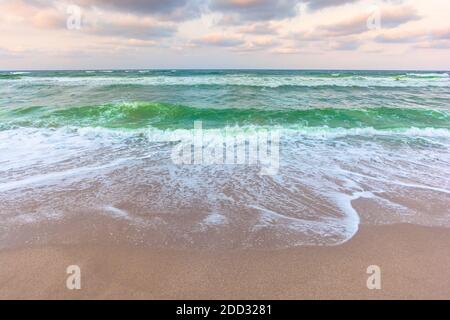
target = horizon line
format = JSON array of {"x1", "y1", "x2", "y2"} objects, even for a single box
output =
[{"x1": 2, "y1": 68, "x2": 450, "y2": 72}]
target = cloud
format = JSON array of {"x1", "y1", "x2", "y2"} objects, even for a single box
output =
[
  {"x1": 318, "y1": 5, "x2": 421, "y2": 36},
  {"x1": 415, "y1": 41, "x2": 450, "y2": 50},
  {"x1": 210, "y1": 0, "x2": 301, "y2": 22},
  {"x1": 20, "y1": 0, "x2": 203, "y2": 21},
  {"x1": 304, "y1": 0, "x2": 358, "y2": 11},
  {"x1": 1, "y1": 0, "x2": 65, "y2": 29},
  {"x1": 2, "y1": 1, "x2": 177, "y2": 40},
  {"x1": 270, "y1": 45, "x2": 315, "y2": 54},
  {"x1": 273, "y1": 36, "x2": 361, "y2": 54},
  {"x1": 0, "y1": 47, "x2": 23, "y2": 58},
  {"x1": 304, "y1": 0, "x2": 407, "y2": 11},
  {"x1": 77, "y1": 0, "x2": 202, "y2": 19},
  {"x1": 238, "y1": 23, "x2": 279, "y2": 35},
  {"x1": 209, "y1": 0, "x2": 368, "y2": 22},
  {"x1": 0, "y1": 46, "x2": 38, "y2": 59},
  {"x1": 22, "y1": 0, "x2": 371, "y2": 19},
  {"x1": 31, "y1": 10, "x2": 66, "y2": 29},
  {"x1": 123, "y1": 39, "x2": 158, "y2": 47},
  {"x1": 192, "y1": 33, "x2": 244, "y2": 46},
  {"x1": 233, "y1": 36, "x2": 278, "y2": 52},
  {"x1": 378, "y1": 5, "x2": 421, "y2": 28},
  {"x1": 330, "y1": 39, "x2": 361, "y2": 50},
  {"x1": 88, "y1": 16, "x2": 176, "y2": 40},
  {"x1": 79, "y1": 0, "x2": 188, "y2": 13},
  {"x1": 375, "y1": 27, "x2": 450, "y2": 44},
  {"x1": 432, "y1": 28, "x2": 450, "y2": 40},
  {"x1": 21, "y1": 0, "x2": 56, "y2": 8},
  {"x1": 288, "y1": 31, "x2": 324, "y2": 42},
  {"x1": 375, "y1": 30, "x2": 425, "y2": 43}
]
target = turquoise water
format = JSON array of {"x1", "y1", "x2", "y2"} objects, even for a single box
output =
[
  {"x1": 2, "y1": 70, "x2": 450, "y2": 112},
  {"x1": 1, "y1": 69, "x2": 449, "y2": 131},
  {"x1": 0, "y1": 70, "x2": 449, "y2": 248}
]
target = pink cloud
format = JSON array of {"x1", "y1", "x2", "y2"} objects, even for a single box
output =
[{"x1": 192, "y1": 33, "x2": 245, "y2": 47}]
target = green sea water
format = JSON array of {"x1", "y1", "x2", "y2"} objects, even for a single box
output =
[
  {"x1": 1, "y1": 69, "x2": 449, "y2": 131},
  {"x1": 1, "y1": 102, "x2": 449, "y2": 131}
]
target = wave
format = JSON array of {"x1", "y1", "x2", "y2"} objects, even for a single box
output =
[
  {"x1": 405, "y1": 72, "x2": 449, "y2": 79},
  {"x1": 4, "y1": 72, "x2": 449, "y2": 87},
  {"x1": 10, "y1": 71, "x2": 30, "y2": 75},
  {"x1": 0, "y1": 71, "x2": 32, "y2": 80},
  {"x1": 1, "y1": 102, "x2": 449, "y2": 131},
  {"x1": 0, "y1": 74, "x2": 22, "y2": 80},
  {"x1": 63, "y1": 125, "x2": 450, "y2": 140}
]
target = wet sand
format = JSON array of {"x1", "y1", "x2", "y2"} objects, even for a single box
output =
[{"x1": 1, "y1": 223, "x2": 450, "y2": 299}]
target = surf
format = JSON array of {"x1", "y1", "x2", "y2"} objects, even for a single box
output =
[{"x1": 1, "y1": 102, "x2": 449, "y2": 131}]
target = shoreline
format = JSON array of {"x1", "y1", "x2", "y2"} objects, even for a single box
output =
[{"x1": 1, "y1": 223, "x2": 450, "y2": 299}]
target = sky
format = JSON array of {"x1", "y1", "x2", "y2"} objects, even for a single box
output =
[{"x1": 0, "y1": 0, "x2": 449, "y2": 70}]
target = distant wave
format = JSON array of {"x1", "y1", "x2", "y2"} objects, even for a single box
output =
[
  {"x1": 10, "y1": 71, "x2": 30, "y2": 75},
  {"x1": 405, "y1": 72, "x2": 449, "y2": 78},
  {"x1": 3, "y1": 72, "x2": 449, "y2": 88},
  {"x1": 0, "y1": 74, "x2": 22, "y2": 80}
]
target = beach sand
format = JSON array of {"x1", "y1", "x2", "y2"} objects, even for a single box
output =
[{"x1": 1, "y1": 223, "x2": 450, "y2": 300}]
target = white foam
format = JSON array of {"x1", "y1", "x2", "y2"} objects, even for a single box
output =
[
  {"x1": 249, "y1": 204, "x2": 356, "y2": 245},
  {"x1": 406, "y1": 73, "x2": 449, "y2": 78},
  {"x1": 1, "y1": 119, "x2": 449, "y2": 248},
  {"x1": 10, "y1": 71, "x2": 30, "y2": 75},
  {"x1": 102, "y1": 205, "x2": 131, "y2": 220},
  {"x1": 57, "y1": 125, "x2": 450, "y2": 143},
  {"x1": 328, "y1": 193, "x2": 361, "y2": 244},
  {"x1": 7, "y1": 74, "x2": 450, "y2": 88},
  {"x1": 338, "y1": 168, "x2": 450, "y2": 195},
  {"x1": 202, "y1": 212, "x2": 228, "y2": 226},
  {"x1": 0, "y1": 158, "x2": 130, "y2": 192}
]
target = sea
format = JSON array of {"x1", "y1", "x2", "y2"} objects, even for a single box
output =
[{"x1": 0, "y1": 69, "x2": 449, "y2": 248}]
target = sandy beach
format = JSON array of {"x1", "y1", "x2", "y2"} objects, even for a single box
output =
[{"x1": 1, "y1": 223, "x2": 450, "y2": 300}]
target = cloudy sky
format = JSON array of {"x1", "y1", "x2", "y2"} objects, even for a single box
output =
[{"x1": 1, "y1": 0, "x2": 449, "y2": 70}]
